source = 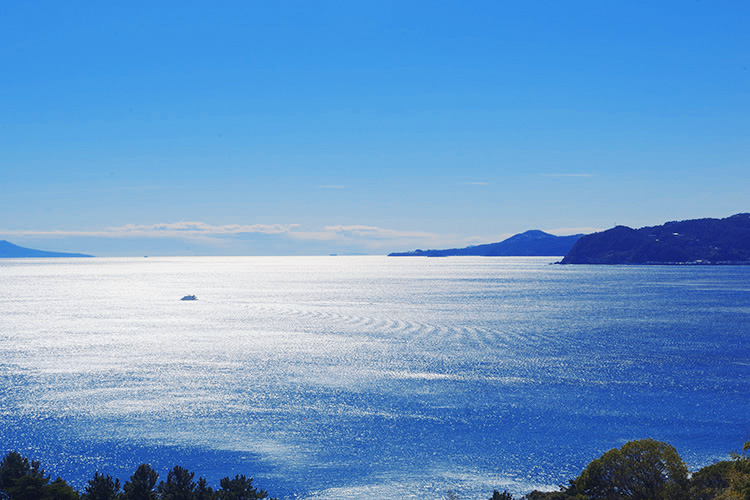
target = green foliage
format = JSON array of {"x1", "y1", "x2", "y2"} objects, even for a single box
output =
[
  {"x1": 5, "y1": 440, "x2": 750, "y2": 500},
  {"x1": 0, "y1": 452, "x2": 30, "y2": 491},
  {"x1": 0, "y1": 451, "x2": 47, "y2": 492},
  {"x1": 0, "y1": 450, "x2": 60, "y2": 500},
  {"x1": 81, "y1": 472, "x2": 121, "y2": 500},
  {"x1": 690, "y1": 461, "x2": 732, "y2": 500},
  {"x1": 122, "y1": 464, "x2": 159, "y2": 500},
  {"x1": 195, "y1": 477, "x2": 216, "y2": 500},
  {"x1": 720, "y1": 441, "x2": 750, "y2": 500},
  {"x1": 45, "y1": 478, "x2": 80, "y2": 500},
  {"x1": 521, "y1": 491, "x2": 573, "y2": 500},
  {"x1": 6, "y1": 473, "x2": 50, "y2": 500},
  {"x1": 157, "y1": 466, "x2": 196, "y2": 500},
  {"x1": 0, "y1": 452, "x2": 274, "y2": 500},
  {"x1": 573, "y1": 439, "x2": 689, "y2": 499},
  {"x1": 517, "y1": 440, "x2": 750, "y2": 500},
  {"x1": 217, "y1": 475, "x2": 268, "y2": 500}
]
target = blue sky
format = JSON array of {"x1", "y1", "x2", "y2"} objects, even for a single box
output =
[{"x1": 1, "y1": 1, "x2": 748, "y2": 255}]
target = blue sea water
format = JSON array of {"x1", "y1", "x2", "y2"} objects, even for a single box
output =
[{"x1": 1, "y1": 256, "x2": 749, "y2": 499}]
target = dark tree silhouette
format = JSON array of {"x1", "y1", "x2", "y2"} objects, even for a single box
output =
[
  {"x1": 0, "y1": 453, "x2": 279, "y2": 500},
  {"x1": 0, "y1": 451, "x2": 50, "y2": 500},
  {"x1": 157, "y1": 466, "x2": 196, "y2": 500},
  {"x1": 0, "y1": 452, "x2": 41, "y2": 491},
  {"x1": 5, "y1": 473, "x2": 50, "y2": 500},
  {"x1": 217, "y1": 475, "x2": 269, "y2": 500},
  {"x1": 195, "y1": 477, "x2": 215, "y2": 500},
  {"x1": 44, "y1": 477, "x2": 79, "y2": 500},
  {"x1": 491, "y1": 490, "x2": 514, "y2": 500},
  {"x1": 81, "y1": 472, "x2": 121, "y2": 500},
  {"x1": 519, "y1": 491, "x2": 569, "y2": 499},
  {"x1": 688, "y1": 460, "x2": 732, "y2": 500},
  {"x1": 122, "y1": 464, "x2": 159, "y2": 500}
]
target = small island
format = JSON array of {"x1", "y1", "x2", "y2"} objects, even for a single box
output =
[
  {"x1": 389, "y1": 230, "x2": 583, "y2": 257},
  {"x1": 0, "y1": 240, "x2": 93, "y2": 258},
  {"x1": 560, "y1": 213, "x2": 750, "y2": 265}
]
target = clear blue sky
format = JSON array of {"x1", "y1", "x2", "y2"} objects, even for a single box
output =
[{"x1": 1, "y1": 1, "x2": 748, "y2": 255}]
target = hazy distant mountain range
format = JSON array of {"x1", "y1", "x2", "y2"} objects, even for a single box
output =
[
  {"x1": 561, "y1": 213, "x2": 750, "y2": 264},
  {"x1": 388, "y1": 230, "x2": 584, "y2": 257},
  {"x1": 389, "y1": 213, "x2": 750, "y2": 264},
  {"x1": 4, "y1": 213, "x2": 748, "y2": 263},
  {"x1": 0, "y1": 240, "x2": 93, "y2": 258}
]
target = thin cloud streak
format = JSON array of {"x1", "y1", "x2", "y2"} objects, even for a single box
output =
[
  {"x1": 461, "y1": 181, "x2": 489, "y2": 186},
  {"x1": 2, "y1": 221, "x2": 443, "y2": 248},
  {"x1": 288, "y1": 225, "x2": 439, "y2": 242},
  {"x1": 0, "y1": 221, "x2": 607, "y2": 253},
  {"x1": 541, "y1": 173, "x2": 593, "y2": 178},
  {"x1": 319, "y1": 185, "x2": 345, "y2": 189},
  {"x1": 1, "y1": 221, "x2": 300, "y2": 238}
]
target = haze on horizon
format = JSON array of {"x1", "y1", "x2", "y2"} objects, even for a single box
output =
[{"x1": 1, "y1": 1, "x2": 748, "y2": 256}]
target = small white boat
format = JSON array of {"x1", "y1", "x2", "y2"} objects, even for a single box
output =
[{"x1": 181, "y1": 295, "x2": 197, "y2": 301}]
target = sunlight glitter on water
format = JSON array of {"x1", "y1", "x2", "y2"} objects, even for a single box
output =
[{"x1": 1, "y1": 256, "x2": 749, "y2": 498}]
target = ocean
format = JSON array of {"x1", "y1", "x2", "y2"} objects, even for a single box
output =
[{"x1": 1, "y1": 256, "x2": 748, "y2": 499}]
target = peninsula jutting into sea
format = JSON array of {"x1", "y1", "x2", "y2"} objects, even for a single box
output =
[
  {"x1": 0, "y1": 240, "x2": 93, "y2": 258},
  {"x1": 560, "y1": 213, "x2": 750, "y2": 264},
  {"x1": 389, "y1": 213, "x2": 750, "y2": 265},
  {"x1": 388, "y1": 230, "x2": 584, "y2": 257}
]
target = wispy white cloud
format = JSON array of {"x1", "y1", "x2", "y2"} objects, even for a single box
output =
[
  {"x1": 1, "y1": 220, "x2": 605, "y2": 254},
  {"x1": 1, "y1": 221, "x2": 300, "y2": 239},
  {"x1": 288, "y1": 225, "x2": 440, "y2": 247},
  {"x1": 113, "y1": 221, "x2": 299, "y2": 235},
  {"x1": 1, "y1": 221, "x2": 452, "y2": 251},
  {"x1": 541, "y1": 173, "x2": 593, "y2": 178},
  {"x1": 324, "y1": 225, "x2": 437, "y2": 239},
  {"x1": 461, "y1": 181, "x2": 489, "y2": 186}
]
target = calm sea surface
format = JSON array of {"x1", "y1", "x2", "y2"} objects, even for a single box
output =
[{"x1": 1, "y1": 256, "x2": 749, "y2": 498}]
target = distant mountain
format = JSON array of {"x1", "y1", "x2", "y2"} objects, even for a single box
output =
[
  {"x1": 0, "y1": 240, "x2": 93, "y2": 258},
  {"x1": 388, "y1": 230, "x2": 584, "y2": 257},
  {"x1": 560, "y1": 213, "x2": 750, "y2": 264}
]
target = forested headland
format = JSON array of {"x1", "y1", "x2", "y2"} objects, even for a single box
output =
[
  {"x1": 0, "y1": 455, "x2": 274, "y2": 500},
  {"x1": 560, "y1": 213, "x2": 750, "y2": 265},
  {"x1": 2, "y1": 438, "x2": 749, "y2": 499}
]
